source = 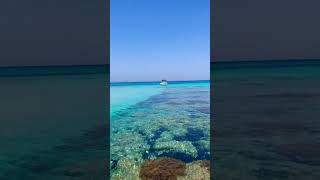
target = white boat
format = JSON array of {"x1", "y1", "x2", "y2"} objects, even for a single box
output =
[{"x1": 160, "y1": 79, "x2": 168, "y2": 86}]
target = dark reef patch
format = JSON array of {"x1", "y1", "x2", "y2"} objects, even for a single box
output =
[
  {"x1": 195, "y1": 107, "x2": 210, "y2": 114},
  {"x1": 186, "y1": 100, "x2": 207, "y2": 105},
  {"x1": 173, "y1": 128, "x2": 205, "y2": 142},
  {"x1": 147, "y1": 128, "x2": 168, "y2": 150},
  {"x1": 139, "y1": 157, "x2": 186, "y2": 180},
  {"x1": 166, "y1": 102, "x2": 181, "y2": 105},
  {"x1": 148, "y1": 95, "x2": 173, "y2": 104},
  {"x1": 186, "y1": 128, "x2": 206, "y2": 141},
  {"x1": 189, "y1": 113, "x2": 201, "y2": 119},
  {"x1": 157, "y1": 152, "x2": 194, "y2": 163},
  {"x1": 193, "y1": 143, "x2": 210, "y2": 160},
  {"x1": 110, "y1": 160, "x2": 118, "y2": 170}
]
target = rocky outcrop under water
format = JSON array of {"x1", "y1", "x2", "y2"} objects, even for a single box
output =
[{"x1": 111, "y1": 157, "x2": 210, "y2": 180}]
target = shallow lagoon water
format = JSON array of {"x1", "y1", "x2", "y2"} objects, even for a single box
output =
[
  {"x1": 110, "y1": 80, "x2": 210, "y2": 179},
  {"x1": 110, "y1": 82, "x2": 164, "y2": 117}
]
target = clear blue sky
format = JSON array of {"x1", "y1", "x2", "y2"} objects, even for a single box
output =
[{"x1": 111, "y1": 0, "x2": 210, "y2": 82}]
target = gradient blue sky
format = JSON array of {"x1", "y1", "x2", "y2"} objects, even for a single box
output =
[{"x1": 111, "y1": 0, "x2": 210, "y2": 82}]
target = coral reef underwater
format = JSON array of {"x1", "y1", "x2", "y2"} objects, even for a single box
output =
[
  {"x1": 139, "y1": 157, "x2": 186, "y2": 180},
  {"x1": 111, "y1": 85, "x2": 210, "y2": 179}
]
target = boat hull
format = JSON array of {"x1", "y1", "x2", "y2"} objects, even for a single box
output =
[{"x1": 160, "y1": 82, "x2": 168, "y2": 86}]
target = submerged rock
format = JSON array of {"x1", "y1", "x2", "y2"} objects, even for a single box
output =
[
  {"x1": 111, "y1": 132, "x2": 150, "y2": 161},
  {"x1": 157, "y1": 131, "x2": 174, "y2": 142},
  {"x1": 154, "y1": 140, "x2": 198, "y2": 158},
  {"x1": 110, "y1": 87, "x2": 210, "y2": 178},
  {"x1": 177, "y1": 160, "x2": 210, "y2": 180},
  {"x1": 111, "y1": 157, "x2": 141, "y2": 179},
  {"x1": 139, "y1": 157, "x2": 186, "y2": 180}
]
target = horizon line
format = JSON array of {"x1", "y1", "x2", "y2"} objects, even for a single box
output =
[
  {"x1": 110, "y1": 79, "x2": 210, "y2": 84},
  {"x1": 2, "y1": 59, "x2": 320, "y2": 68}
]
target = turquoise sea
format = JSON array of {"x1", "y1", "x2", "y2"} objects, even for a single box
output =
[
  {"x1": 0, "y1": 66, "x2": 108, "y2": 180},
  {"x1": 4, "y1": 60, "x2": 318, "y2": 179},
  {"x1": 110, "y1": 80, "x2": 210, "y2": 179}
]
